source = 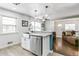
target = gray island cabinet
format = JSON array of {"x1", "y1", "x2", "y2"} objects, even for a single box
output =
[{"x1": 30, "y1": 32, "x2": 52, "y2": 56}]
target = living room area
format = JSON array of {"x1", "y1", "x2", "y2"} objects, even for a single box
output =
[{"x1": 53, "y1": 18, "x2": 79, "y2": 56}]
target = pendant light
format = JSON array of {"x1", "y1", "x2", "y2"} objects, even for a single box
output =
[
  {"x1": 34, "y1": 9, "x2": 38, "y2": 19},
  {"x1": 42, "y1": 5, "x2": 49, "y2": 21}
]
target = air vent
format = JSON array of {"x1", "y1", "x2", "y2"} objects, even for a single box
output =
[{"x1": 8, "y1": 41, "x2": 13, "y2": 44}]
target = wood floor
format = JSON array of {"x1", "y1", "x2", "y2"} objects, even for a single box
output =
[
  {"x1": 54, "y1": 38, "x2": 79, "y2": 56},
  {"x1": 0, "y1": 44, "x2": 63, "y2": 56}
]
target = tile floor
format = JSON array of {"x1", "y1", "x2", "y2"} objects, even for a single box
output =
[{"x1": 0, "y1": 44, "x2": 63, "y2": 56}]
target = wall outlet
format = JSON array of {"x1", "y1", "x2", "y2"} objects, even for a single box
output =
[{"x1": 8, "y1": 41, "x2": 13, "y2": 44}]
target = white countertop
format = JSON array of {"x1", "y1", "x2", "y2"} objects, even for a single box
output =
[{"x1": 30, "y1": 32, "x2": 52, "y2": 37}]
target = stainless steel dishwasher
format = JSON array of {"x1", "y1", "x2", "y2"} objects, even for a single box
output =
[{"x1": 30, "y1": 35, "x2": 42, "y2": 56}]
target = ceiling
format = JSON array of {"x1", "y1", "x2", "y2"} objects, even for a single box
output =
[{"x1": 0, "y1": 3, "x2": 79, "y2": 20}]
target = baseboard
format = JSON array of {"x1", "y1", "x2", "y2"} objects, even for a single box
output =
[{"x1": 0, "y1": 42, "x2": 21, "y2": 50}]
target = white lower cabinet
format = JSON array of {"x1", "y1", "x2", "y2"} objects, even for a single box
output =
[{"x1": 21, "y1": 37, "x2": 31, "y2": 51}]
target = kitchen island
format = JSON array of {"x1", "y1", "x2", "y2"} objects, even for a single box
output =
[
  {"x1": 21, "y1": 32, "x2": 52, "y2": 56},
  {"x1": 30, "y1": 32, "x2": 52, "y2": 56}
]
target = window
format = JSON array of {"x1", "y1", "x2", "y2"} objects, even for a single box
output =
[
  {"x1": 2, "y1": 17, "x2": 16, "y2": 33},
  {"x1": 65, "y1": 24, "x2": 75, "y2": 31},
  {"x1": 78, "y1": 24, "x2": 79, "y2": 31},
  {"x1": 30, "y1": 21, "x2": 41, "y2": 31}
]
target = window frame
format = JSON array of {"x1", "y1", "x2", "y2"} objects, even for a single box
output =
[
  {"x1": 2, "y1": 16, "x2": 17, "y2": 34},
  {"x1": 65, "y1": 24, "x2": 76, "y2": 31},
  {"x1": 30, "y1": 21, "x2": 42, "y2": 31}
]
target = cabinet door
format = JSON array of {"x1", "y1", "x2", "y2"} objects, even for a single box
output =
[
  {"x1": 30, "y1": 36, "x2": 36, "y2": 54},
  {"x1": 25, "y1": 39, "x2": 30, "y2": 50},
  {"x1": 35, "y1": 36, "x2": 42, "y2": 56},
  {"x1": 21, "y1": 37, "x2": 27, "y2": 49},
  {"x1": 43, "y1": 36, "x2": 50, "y2": 56},
  {"x1": 30, "y1": 36, "x2": 42, "y2": 55},
  {"x1": 21, "y1": 37, "x2": 30, "y2": 51}
]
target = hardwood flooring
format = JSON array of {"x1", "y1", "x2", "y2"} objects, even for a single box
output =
[{"x1": 54, "y1": 37, "x2": 79, "y2": 56}]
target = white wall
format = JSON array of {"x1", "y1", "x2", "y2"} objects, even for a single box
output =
[
  {"x1": 38, "y1": 18, "x2": 79, "y2": 37},
  {"x1": 54, "y1": 18, "x2": 79, "y2": 37},
  {"x1": 0, "y1": 8, "x2": 33, "y2": 49}
]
